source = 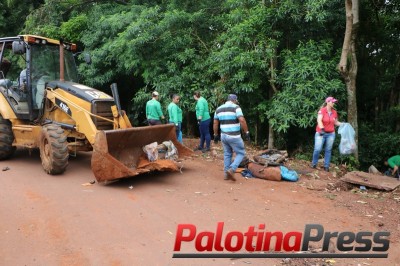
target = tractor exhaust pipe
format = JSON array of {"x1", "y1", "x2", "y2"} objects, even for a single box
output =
[
  {"x1": 59, "y1": 39, "x2": 64, "y2": 81},
  {"x1": 110, "y1": 83, "x2": 122, "y2": 116}
]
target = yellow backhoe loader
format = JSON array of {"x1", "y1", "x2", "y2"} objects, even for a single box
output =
[{"x1": 0, "y1": 35, "x2": 192, "y2": 182}]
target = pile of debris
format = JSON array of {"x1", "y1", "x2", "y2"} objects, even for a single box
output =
[
  {"x1": 253, "y1": 149, "x2": 289, "y2": 166},
  {"x1": 143, "y1": 141, "x2": 179, "y2": 162},
  {"x1": 240, "y1": 149, "x2": 297, "y2": 182}
]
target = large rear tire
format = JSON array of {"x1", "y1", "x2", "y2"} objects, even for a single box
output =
[
  {"x1": 40, "y1": 124, "x2": 69, "y2": 174},
  {"x1": 0, "y1": 115, "x2": 16, "y2": 160}
]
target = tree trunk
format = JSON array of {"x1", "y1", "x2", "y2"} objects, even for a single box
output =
[
  {"x1": 338, "y1": 0, "x2": 359, "y2": 161},
  {"x1": 267, "y1": 51, "x2": 278, "y2": 149},
  {"x1": 374, "y1": 96, "x2": 379, "y2": 131},
  {"x1": 396, "y1": 83, "x2": 400, "y2": 132},
  {"x1": 255, "y1": 112, "x2": 260, "y2": 145},
  {"x1": 268, "y1": 125, "x2": 274, "y2": 149}
]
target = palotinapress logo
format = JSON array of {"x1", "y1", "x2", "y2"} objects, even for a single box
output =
[{"x1": 172, "y1": 222, "x2": 390, "y2": 258}]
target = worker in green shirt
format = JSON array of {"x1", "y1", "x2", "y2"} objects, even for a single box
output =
[
  {"x1": 146, "y1": 91, "x2": 165, "y2": 125},
  {"x1": 384, "y1": 155, "x2": 400, "y2": 178},
  {"x1": 168, "y1": 94, "x2": 183, "y2": 143},
  {"x1": 193, "y1": 91, "x2": 211, "y2": 152}
]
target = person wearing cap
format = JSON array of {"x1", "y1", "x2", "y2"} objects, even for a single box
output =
[
  {"x1": 193, "y1": 91, "x2": 211, "y2": 152},
  {"x1": 213, "y1": 94, "x2": 250, "y2": 181},
  {"x1": 146, "y1": 91, "x2": 165, "y2": 125},
  {"x1": 311, "y1": 96, "x2": 342, "y2": 172},
  {"x1": 168, "y1": 94, "x2": 183, "y2": 143}
]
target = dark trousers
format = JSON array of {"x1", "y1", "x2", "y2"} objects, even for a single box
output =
[
  {"x1": 198, "y1": 118, "x2": 211, "y2": 149},
  {"x1": 148, "y1": 119, "x2": 162, "y2": 126}
]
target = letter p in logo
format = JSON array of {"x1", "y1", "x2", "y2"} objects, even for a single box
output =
[{"x1": 174, "y1": 224, "x2": 196, "y2": 251}]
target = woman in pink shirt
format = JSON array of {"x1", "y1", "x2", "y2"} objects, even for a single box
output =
[{"x1": 311, "y1": 97, "x2": 342, "y2": 172}]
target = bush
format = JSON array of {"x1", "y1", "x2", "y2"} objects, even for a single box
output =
[{"x1": 358, "y1": 124, "x2": 400, "y2": 171}]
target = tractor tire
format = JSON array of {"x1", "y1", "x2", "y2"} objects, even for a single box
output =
[
  {"x1": 0, "y1": 115, "x2": 16, "y2": 160},
  {"x1": 39, "y1": 124, "x2": 69, "y2": 175}
]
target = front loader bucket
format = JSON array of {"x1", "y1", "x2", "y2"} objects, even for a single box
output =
[{"x1": 91, "y1": 124, "x2": 193, "y2": 183}]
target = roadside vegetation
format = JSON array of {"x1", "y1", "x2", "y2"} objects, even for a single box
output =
[{"x1": 1, "y1": 0, "x2": 399, "y2": 171}]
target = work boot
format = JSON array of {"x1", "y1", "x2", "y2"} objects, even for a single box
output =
[
  {"x1": 324, "y1": 167, "x2": 329, "y2": 172},
  {"x1": 311, "y1": 164, "x2": 317, "y2": 169},
  {"x1": 202, "y1": 148, "x2": 210, "y2": 153},
  {"x1": 193, "y1": 146, "x2": 202, "y2": 151},
  {"x1": 225, "y1": 168, "x2": 236, "y2": 181}
]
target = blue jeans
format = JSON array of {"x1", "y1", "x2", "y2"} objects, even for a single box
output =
[
  {"x1": 170, "y1": 122, "x2": 183, "y2": 144},
  {"x1": 312, "y1": 132, "x2": 335, "y2": 168},
  {"x1": 198, "y1": 118, "x2": 211, "y2": 149},
  {"x1": 221, "y1": 134, "x2": 245, "y2": 173},
  {"x1": 178, "y1": 130, "x2": 182, "y2": 143}
]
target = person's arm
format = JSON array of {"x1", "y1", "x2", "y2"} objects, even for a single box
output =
[
  {"x1": 238, "y1": 116, "x2": 249, "y2": 134},
  {"x1": 235, "y1": 106, "x2": 249, "y2": 134},
  {"x1": 156, "y1": 102, "x2": 165, "y2": 120},
  {"x1": 171, "y1": 105, "x2": 178, "y2": 125},
  {"x1": 334, "y1": 112, "x2": 342, "y2": 126},
  {"x1": 178, "y1": 106, "x2": 183, "y2": 123},
  {"x1": 317, "y1": 113, "x2": 324, "y2": 129},
  {"x1": 388, "y1": 157, "x2": 399, "y2": 175},
  {"x1": 213, "y1": 118, "x2": 219, "y2": 135},
  {"x1": 213, "y1": 118, "x2": 221, "y2": 143},
  {"x1": 167, "y1": 104, "x2": 172, "y2": 123},
  {"x1": 197, "y1": 99, "x2": 204, "y2": 120},
  {"x1": 388, "y1": 157, "x2": 396, "y2": 168},
  {"x1": 393, "y1": 165, "x2": 399, "y2": 176},
  {"x1": 145, "y1": 102, "x2": 149, "y2": 119}
]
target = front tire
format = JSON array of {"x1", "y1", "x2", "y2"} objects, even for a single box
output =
[
  {"x1": 0, "y1": 115, "x2": 16, "y2": 160},
  {"x1": 40, "y1": 124, "x2": 69, "y2": 174}
]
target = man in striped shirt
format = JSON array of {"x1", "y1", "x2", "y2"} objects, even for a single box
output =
[{"x1": 213, "y1": 94, "x2": 250, "y2": 181}]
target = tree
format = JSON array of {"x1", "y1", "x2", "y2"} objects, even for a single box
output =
[
  {"x1": 6, "y1": 0, "x2": 399, "y2": 169},
  {"x1": 267, "y1": 40, "x2": 345, "y2": 133},
  {"x1": 338, "y1": 0, "x2": 359, "y2": 160},
  {"x1": 0, "y1": 0, "x2": 44, "y2": 37}
]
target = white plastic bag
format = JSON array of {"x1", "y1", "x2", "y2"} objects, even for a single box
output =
[
  {"x1": 143, "y1": 142, "x2": 158, "y2": 162},
  {"x1": 338, "y1": 123, "x2": 356, "y2": 155},
  {"x1": 162, "y1": 141, "x2": 178, "y2": 160}
]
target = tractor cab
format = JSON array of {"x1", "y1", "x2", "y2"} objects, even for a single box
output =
[{"x1": 0, "y1": 35, "x2": 79, "y2": 121}]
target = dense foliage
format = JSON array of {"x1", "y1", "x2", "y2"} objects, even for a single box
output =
[{"x1": 1, "y1": 0, "x2": 399, "y2": 170}]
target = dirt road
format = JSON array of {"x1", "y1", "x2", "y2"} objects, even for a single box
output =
[{"x1": 1, "y1": 147, "x2": 399, "y2": 266}]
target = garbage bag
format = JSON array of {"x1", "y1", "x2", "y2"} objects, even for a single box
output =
[
  {"x1": 280, "y1": 166, "x2": 299, "y2": 182},
  {"x1": 162, "y1": 140, "x2": 178, "y2": 160},
  {"x1": 338, "y1": 123, "x2": 356, "y2": 155},
  {"x1": 143, "y1": 142, "x2": 158, "y2": 162},
  {"x1": 247, "y1": 163, "x2": 281, "y2": 181},
  {"x1": 241, "y1": 169, "x2": 255, "y2": 178}
]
